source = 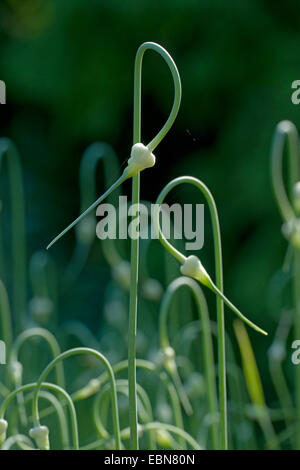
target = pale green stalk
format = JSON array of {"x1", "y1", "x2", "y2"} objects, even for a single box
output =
[
  {"x1": 65, "y1": 142, "x2": 122, "y2": 284},
  {"x1": 46, "y1": 42, "x2": 181, "y2": 449},
  {"x1": 0, "y1": 382, "x2": 78, "y2": 450},
  {"x1": 10, "y1": 390, "x2": 69, "y2": 449},
  {"x1": 233, "y1": 320, "x2": 279, "y2": 449},
  {"x1": 11, "y1": 327, "x2": 65, "y2": 389},
  {"x1": 159, "y1": 276, "x2": 218, "y2": 449},
  {"x1": 1, "y1": 434, "x2": 35, "y2": 450},
  {"x1": 93, "y1": 379, "x2": 155, "y2": 449},
  {"x1": 128, "y1": 41, "x2": 181, "y2": 449},
  {"x1": 31, "y1": 347, "x2": 121, "y2": 449},
  {"x1": 154, "y1": 176, "x2": 267, "y2": 449}
]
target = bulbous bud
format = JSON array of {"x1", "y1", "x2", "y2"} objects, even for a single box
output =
[
  {"x1": 0, "y1": 419, "x2": 8, "y2": 445},
  {"x1": 112, "y1": 261, "x2": 131, "y2": 290},
  {"x1": 29, "y1": 425, "x2": 50, "y2": 450},
  {"x1": 162, "y1": 346, "x2": 176, "y2": 373},
  {"x1": 124, "y1": 143, "x2": 155, "y2": 178},
  {"x1": 180, "y1": 255, "x2": 213, "y2": 288}
]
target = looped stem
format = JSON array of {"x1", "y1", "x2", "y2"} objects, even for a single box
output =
[
  {"x1": 31, "y1": 347, "x2": 121, "y2": 449},
  {"x1": 271, "y1": 120, "x2": 300, "y2": 223}
]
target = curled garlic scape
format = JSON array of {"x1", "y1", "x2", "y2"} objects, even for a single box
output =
[{"x1": 180, "y1": 255, "x2": 267, "y2": 336}]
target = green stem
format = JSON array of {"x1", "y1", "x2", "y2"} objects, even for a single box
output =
[
  {"x1": 31, "y1": 347, "x2": 121, "y2": 449},
  {"x1": 66, "y1": 142, "x2": 122, "y2": 283},
  {"x1": 11, "y1": 327, "x2": 65, "y2": 389},
  {"x1": 1, "y1": 434, "x2": 34, "y2": 450},
  {"x1": 271, "y1": 120, "x2": 300, "y2": 448},
  {"x1": 159, "y1": 276, "x2": 218, "y2": 449},
  {"x1": 0, "y1": 382, "x2": 78, "y2": 450},
  {"x1": 154, "y1": 176, "x2": 227, "y2": 448},
  {"x1": 128, "y1": 41, "x2": 181, "y2": 449},
  {"x1": 93, "y1": 379, "x2": 155, "y2": 449}
]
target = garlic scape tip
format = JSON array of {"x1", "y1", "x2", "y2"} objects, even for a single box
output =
[
  {"x1": 180, "y1": 255, "x2": 267, "y2": 336},
  {"x1": 46, "y1": 143, "x2": 155, "y2": 250}
]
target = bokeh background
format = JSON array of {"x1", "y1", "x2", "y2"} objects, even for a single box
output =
[{"x1": 1, "y1": 0, "x2": 300, "y2": 448}]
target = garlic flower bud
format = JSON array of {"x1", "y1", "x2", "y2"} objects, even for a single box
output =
[
  {"x1": 124, "y1": 143, "x2": 155, "y2": 178},
  {"x1": 180, "y1": 255, "x2": 213, "y2": 289},
  {"x1": 29, "y1": 425, "x2": 50, "y2": 450}
]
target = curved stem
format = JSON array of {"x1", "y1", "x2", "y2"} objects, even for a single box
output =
[
  {"x1": 271, "y1": 120, "x2": 300, "y2": 448},
  {"x1": 154, "y1": 175, "x2": 226, "y2": 448},
  {"x1": 1, "y1": 434, "x2": 35, "y2": 450},
  {"x1": 73, "y1": 359, "x2": 185, "y2": 448},
  {"x1": 31, "y1": 347, "x2": 121, "y2": 449},
  {"x1": 128, "y1": 41, "x2": 181, "y2": 450},
  {"x1": 0, "y1": 382, "x2": 78, "y2": 450},
  {"x1": 11, "y1": 390, "x2": 70, "y2": 449},
  {"x1": 11, "y1": 327, "x2": 65, "y2": 389},
  {"x1": 120, "y1": 422, "x2": 201, "y2": 450},
  {"x1": 159, "y1": 276, "x2": 218, "y2": 449},
  {"x1": 93, "y1": 379, "x2": 155, "y2": 449},
  {"x1": 271, "y1": 120, "x2": 299, "y2": 223}
]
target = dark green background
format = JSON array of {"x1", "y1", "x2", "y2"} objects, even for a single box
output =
[{"x1": 1, "y1": 0, "x2": 299, "y2": 428}]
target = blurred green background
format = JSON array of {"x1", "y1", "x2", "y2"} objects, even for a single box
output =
[{"x1": 1, "y1": 0, "x2": 300, "y2": 444}]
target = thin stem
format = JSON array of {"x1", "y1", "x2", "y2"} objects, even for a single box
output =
[
  {"x1": 154, "y1": 176, "x2": 227, "y2": 448},
  {"x1": 31, "y1": 347, "x2": 121, "y2": 449},
  {"x1": 46, "y1": 174, "x2": 127, "y2": 250},
  {"x1": 233, "y1": 320, "x2": 279, "y2": 449},
  {"x1": 159, "y1": 276, "x2": 219, "y2": 449},
  {"x1": 271, "y1": 120, "x2": 299, "y2": 223},
  {"x1": 0, "y1": 382, "x2": 78, "y2": 450},
  {"x1": 11, "y1": 327, "x2": 65, "y2": 389},
  {"x1": 66, "y1": 142, "x2": 122, "y2": 283},
  {"x1": 128, "y1": 41, "x2": 181, "y2": 449},
  {"x1": 93, "y1": 380, "x2": 155, "y2": 449},
  {"x1": 1, "y1": 434, "x2": 35, "y2": 450}
]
